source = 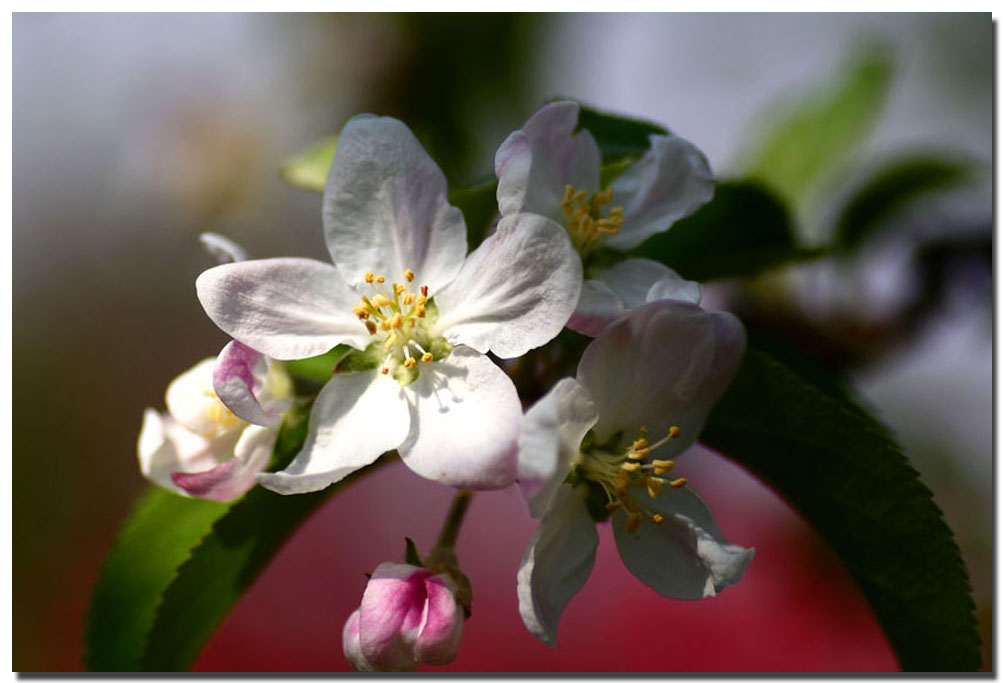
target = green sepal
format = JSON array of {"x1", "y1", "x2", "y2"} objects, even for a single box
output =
[
  {"x1": 334, "y1": 343, "x2": 385, "y2": 374},
  {"x1": 285, "y1": 345, "x2": 352, "y2": 385},
  {"x1": 404, "y1": 537, "x2": 424, "y2": 567},
  {"x1": 279, "y1": 135, "x2": 338, "y2": 193}
]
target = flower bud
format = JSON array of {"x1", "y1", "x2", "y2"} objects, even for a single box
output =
[{"x1": 342, "y1": 562, "x2": 464, "y2": 672}]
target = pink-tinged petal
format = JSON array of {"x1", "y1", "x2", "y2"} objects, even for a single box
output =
[
  {"x1": 517, "y1": 484, "x2": 598, "y2": 646},
  {"x1": 496, "y1": 101, "x2": 600, "y2": 222},
  {"x1": 518, "y1": 378, "x2": 598, "y2": 518},
  {"x1": 213, "y1": 341, "x2": 289, "y2": 427},
  {"x1": 569, "y1": 259, "x2": 701, "y2": 337},
  {"x1": 196, "y1": 258, "x2": 371, "y2": 361},
  {"x1": 612, "y1": 485, "x2": 754, "y2": 600},
  {"x1": 358, "y1": 562, "x2": 430, "y2": 671},
  {"x1": 433, "y1": 213, "x2": 582, "y2": 359},
  {"x1": 137, "y1": 409, "x2": 241, "y2": 497},
  {"x1": 399, "y1": 347, "x2": 520, "y2": 490},
  {"x1": 605, "y1": 134, "x2": 715, "y2": 251},
  {"x1": 199, "y1": 232, "x2": 248, "y2": 264},
  {"x1": 413, "y1": 574, "x2": 463, "y2": 665},
  {"x1": 577, "y1": 300, "x2": 745, "y2": 452},
  {"x1": 256, "y1": 371, "x2": 410, "y2": 495},
  {"x1": 323, "y1": 115, "x2": 467, "y2": 295},
  {"x1": 342, "y1": 609, "x2": 376, "y2": 672},
  {"x1": 171, "y1": 424, "x2": 277, "y2": 501}
]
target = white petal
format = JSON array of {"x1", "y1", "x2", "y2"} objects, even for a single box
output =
[
  {"x1": 518, "y1": 378, "x2": 598, "y2": 518},
  {"x1": 199, "y1": 232, "x2": 248, "y2": 264},
  {"x1": 171, "y1": 424, "x2": 278, "y2": 502},
  {"x1": 256, "y1": 371, "x2": 410, "y2": 494},
  {"x1": 577, "y1": 300, "x2": 745, "y2": 450},
  {"x1": 605, "y1": 134, "x2": 715, "y2": 251},
  {"x1": 196, "y1": 257, "x2": 372, "y2": 360},
  {"x1": 322, "y1": 115, "x2": 467, "y2": 294},
  {"x1": 495, "y1": 101, "x2": 600, "y2": 222},
  {"x1": 517, "y1": 484, "x2": 598, "y2": 646},
  {"x1": 612, "y1": 486, "x2": 754, "y2": 600},
  {"x1": 399, "y1": 347, "x2": 521, "y2": 490},
  {"x1": 137, "y1": 409, "x2": 240, "y2": 496},
  {"x1": 568, "y1": 259, "x2": 700, "y2": 338},
  {"x1": 213, "y1": 341, "x2": 291, "y2": 427},
  {"x1": 433, "y1": 213, "x2": 582, "y2": 359}
]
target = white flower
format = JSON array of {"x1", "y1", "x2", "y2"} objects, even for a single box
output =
[
  {"x1": 515, "y1": 299, "x2": 753, "y2": 645},
  {"x1": 495, "y1": 101, "x2": 712, "y2": 337},
  {"x1": 342, "y1": 562, "x2": 464, "y2": 672},
  {"x1": 137, "y1": 341, "x2": 292, "y2": 501},
  {"x1": 196, "y1": 115, "x2": 582, "y2": 495}
]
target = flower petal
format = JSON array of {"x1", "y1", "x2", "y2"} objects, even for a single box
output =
[
  {"x1": 433, "y1": 213, "x2": 582, "y2": 359},
  {"x1": 399, "y1": 347, "x2": 520, "y2": 490},
  {"x1": 568, "y1": 258, "x2": 701, "y2": 337},
  {"x1": 199, "y1": 232, "x2": 248, "y2": 264},
  {"x1": 342, "y1": 609, "x2": 376, "y2": 672},
  {"x1": 213, "y1": 341, "x2": 290, "y2": 427},
  {"x1": 518, "y1": 378, "x2": 598, "y2": 518},
  {"x1": 137, "y1": 409, "x2": 241, "y2": 496},
  {"x1": 517, "y1": 484, "x2": 598, "y2": 646},
  {"x1": 358, "y1": 562, "x2": 428, "y2": 671},
  {"x1": 577, "y1": 299, "x2": 745, "y2": 451},
  {"x1": 414, "y1": 574, "x2": 463, "y2": 666},
  {"x1": 495, "y1": 101, "x2": 600, "y2": 222},
  {"x1": 196, "y1": 257, "x2": 371, "y2": 361},
  {"x1": 165, "y1": 358, "x2": 236, "y2": 438},
  {"x1": 605, "y1": 134, "x2": 714, "y2": 251},
  {"x1": 256, "y1": 371, "x2": 410, "y2": 495},
  {"x1": 612, "y1": 486, "x2": 754, "y2": 600},
  {"x1": 323, "y1": 115, "x2": 467, "y2": 294},
  {"x1": 171, "y1": 424, "x2": 277, "y2": 502}
]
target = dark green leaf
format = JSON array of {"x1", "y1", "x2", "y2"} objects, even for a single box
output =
[
  {"x1": 140, "y1": 410, "x2": 394, "y2": 671},
  {"x1": 701, "y1": 348, "x2": 980, "y2": 671},
  {"x1": 629, "y1": 180, "x2": 823, "y2": 281},
  {"x1": 835, "y1": 155, "x2": 973, "y2": 250},
  {"x1": 279, "y1": 135, "x2": 338, "y2": 193},
  {"x1": 404, "y1": 537, "x2": 423, "y2": 567},
  {"x1": 84, "y1": 489, "x2": 232, "y2": 671},
  {"x1": 574, "y1": 102, "x2": 668, "y2": 162},
  {"x1": 740, "y1": 46, "x2": 894, "y2": 203}
]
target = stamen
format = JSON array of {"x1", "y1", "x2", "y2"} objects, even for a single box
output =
[
  {"x1": 669, "y1": 425, "x2": 681, "y2": 439},
  {"x1": 669, "y1": 477, "x2": 688, "y2": 488},
  {"x1": 364, "y1": 271, "x2": 374, "y2": 284},
  {"x1": 404, "y1": 269, "x2": 415, "y2": 282},
  {"x1": 393, "y1": 283, "x2": 405, "y2": 297},
  {"x1": 646, "y1": 477, "x2": 664, "y2": 499},
  {"x1": 421, "y1": 352, "x2": 433, "y2": 363},
  {"x1": 625, "y1": 512, "x2": 642, "y2": 535},
  {"x1": 380, "y1": 367, "x2": 389, "y2": 375},
  {"x1": 375, "y1": 275, "x2": 385, "y2": 284},
  {"x1": 652, "y1": 459, "x2": 675, "y2": 475},
  {"x1": 372, "y1": 294, "x2": 391, "y2": 308},
  {"x1": 620, "y1": 461, "x2": 641, "y2": 473},
  {"x1": 652, "y1": 513, "x2": 664, "y2": 524},
  {"x1": 605, "y1": 500, "x2": 622, "y2": 512},
  {"x1": 404, "y1": 357, "x2": 417, "y2": 369},
  {"x1": 365, "y1": 321, "x2": 378, "y2": 335}
]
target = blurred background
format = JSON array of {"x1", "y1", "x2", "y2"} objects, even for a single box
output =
[{"x1": 13, "y1": 13, "x2": 992, "y2": 672}]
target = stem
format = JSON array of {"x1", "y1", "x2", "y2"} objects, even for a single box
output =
[{"x1": 435, "y1": 489, "x2": 473, "y2": 550}]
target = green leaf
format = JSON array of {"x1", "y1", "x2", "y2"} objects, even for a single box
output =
[
  {"x1": 574, "y1": 102, "x2": 668, "y2": 162},
  {"x1": 139, "y1": 410, "x2": 393, "y2": 671},
  {"x1": 701, "y1": 348, "x2": 980, "y2": 671},
  {"x1": 740, "y1": 46, "x2": 894, "y2": 203},
  {"x1": 84, "y1": 489, "x2": 233, "y2": 671},
  {"x1": 280, "y1": 135, "x2": 338, "y2": 192},
  {"x1": 284, "y1": 345, "x2": 351, "y2": 385},
  {"x1": 834, "y1": 155, "x2": 973, "y2": 250},
  {"x1": 629, "y1": 180, "x2": 823, "y2": 281}
]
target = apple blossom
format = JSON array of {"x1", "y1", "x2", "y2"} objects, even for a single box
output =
[
  {"x1": 137, "y1": 342, "x2": 292, "y2": 501},
  {"x1": 196, "y1": 115, "x2": 582, "y2": 495},
  {"x1": 495, "y1": 101, "x2": 711, "y2": 336},
  {"x1": 516, "y1": 299, "x2": 754, "y2": 645},
  {"x1": 343, "y1": 562, "x2": 465, "y2": 672}
]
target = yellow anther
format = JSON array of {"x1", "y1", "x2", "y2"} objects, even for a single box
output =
[
  {"x1": 391, "y1": 313, "x2": 403, "y2": 329},
  {"x1": 404, "y1": 269, "x2": 415, "y2": 282},
  {"x1": 371, "y1": 294, "x2": 391, "y2": 308},
  {"x1": 626, "y1": 512, "x2": 642, "y2": 535},
  {"x1": 416, "y1": 305, "x2": 426, "y2": 318},
  {"x1": 563, "y1": 185, "x2": 575, "y2": 200},
  {"x1": 207, "y1": 401, "x2": 223, "y2": 423},
  {"x1": 408, "y1": 318, "x2": 417, "y2": 328},
  {"x1": 384, "y1": 333, "x2": 398, "y2": 350},
  {"x1": 365, "y1": 321, "x2": 378, "y2": 335},
  {"x1": 364, "y1": 271, "x2": 374, "y2": 284},
  {"x1": 402, "y1": 293, "x2": 416, "y2": 306},
  {"x1": 352, "y1": 306, "x2": 370, "y2": 319},
  {"x1": 613, "y1": 471, "x2": 630, "y2": 489},
  {"x1": 379, "y1": 320, "x2": 392, "y2": 331},
  {"x1": 669, "y1": 426, "x2": 681, "y2": 439},
  {"x1": 393, "y1": 283, "x2": 405, "y2": 297},
  {"x1": 416, "y1": 295, "x2": 427, "y2": 306},
  {"x1": 403, "y1": 357, "x2": 417, "y2": 369},
  {"x1": 652, "y1": 459, "x2": 675, "y2": 475},
  {"x1": 605, "y1": 500, "x2": 622, "y2": 512},
  {"x1": 421, "y1": 352, "x2": 433, "y2": 363},
  {"x1": 646, "y1": 477, "x2": 664, "y2": 499},
  {"x1": 669, "y1": 477, "x2": 688, "y2": 488},
  {"x1": 375, "y1": 275, "x2": 385, "y2": 284},
  {"x1": 633, "y1": 438, "x2": 649, "y2": 450},
  {"x1": 620, "y1": 461, "x2": 641, "y2": 473},
  {"x1": 573, "y1": 189, "x2": 587, "y2": 203},
  {"x1": 628, "y1": 448, "x2": 649, "y2": 461},
  {"x1": 652, "y1": 513, "x2": 664, "y2": 524}
]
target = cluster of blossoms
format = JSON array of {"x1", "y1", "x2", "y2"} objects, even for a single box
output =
[{"x1": 139, "y1": 101, "x2": 753, "y2": 670}]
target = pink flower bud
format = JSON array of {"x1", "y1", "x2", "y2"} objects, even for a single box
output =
[{"x1": 342, "y1": 562, "x2": 464, "y2": 672}]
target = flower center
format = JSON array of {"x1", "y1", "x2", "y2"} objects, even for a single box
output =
[
  {"x1": 560, "y1": 184, "x2": 624, "y2": 255},
  {"x1": 351, "y1": 268, "x2": 451, "y2": 385},
  {"x1": 202, "y1": 389, "x2": 242, "y2": 434},
  {"x1": 576, "y1": 425, "x2": 687, "y2": 534}
]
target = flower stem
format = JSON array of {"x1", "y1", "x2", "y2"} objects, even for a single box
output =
[{"x1": 435, "y1": 489, "x2": 473, "y2": 551}]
